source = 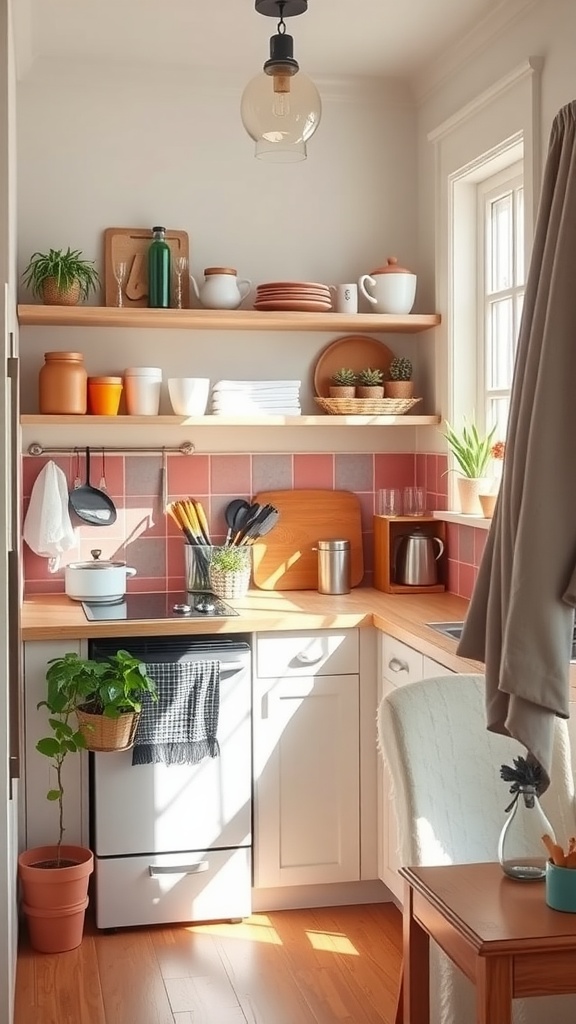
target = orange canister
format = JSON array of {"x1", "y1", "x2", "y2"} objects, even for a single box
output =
[
  {"x1": 87, "y1": 376, "x2": 123, "y2": 416},
  {"x1": 39, "y1": 351, "x2": 88, "y2": 414}
]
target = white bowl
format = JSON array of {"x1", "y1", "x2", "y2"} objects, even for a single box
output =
[{"x1": 168, "y1": 377, "x2": 210, "y2": 416}]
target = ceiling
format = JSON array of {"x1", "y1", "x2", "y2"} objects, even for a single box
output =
[{"x1": 16, "y1": 0, "x2": 523, "y2": 84}]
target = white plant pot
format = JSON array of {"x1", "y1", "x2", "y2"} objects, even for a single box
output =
[{"x1": 457, "y1": 476, "x2": 490, "y2": 516}]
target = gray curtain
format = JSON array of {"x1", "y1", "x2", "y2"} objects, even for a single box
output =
[{"x1": 458, "y1": 100, "x2": 576, "y2": 788}]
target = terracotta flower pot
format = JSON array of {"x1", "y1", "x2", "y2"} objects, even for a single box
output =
[
  {"x1": 18, "y1": 845, "x2": 94, "y2": 953},
  {"x1": 384, "y1": 380, "x2": 414, "y2": 399},
  {"x1": 329, "y1": 386, "x2": 356, "y2": 399},
  {"x1": 356, "y1": 385, "x2": 384, "y2": 399}
]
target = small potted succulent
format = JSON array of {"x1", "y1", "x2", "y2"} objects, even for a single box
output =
[
  {"x1": 385, "y1": 357, "x2": 413, "y2": 398},
  {"x1": 356, "y1": 367, "x2": 384, "y2": 398},
  {"x1": 329, "y1": 367, "x2": 357, "y2": 399},
  {"x1": 22, "y1": 246, "x2": 100, "y2": 305}
]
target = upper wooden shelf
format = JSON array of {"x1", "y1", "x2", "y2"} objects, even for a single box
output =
[{"x1": 17, "y1": 305, "x2": 441, "y2": 334}]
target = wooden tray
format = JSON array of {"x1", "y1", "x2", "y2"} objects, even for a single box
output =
[
  {"x1": 313, "y1": 335, "x2": 395, "y2": 397},
  {"x1": 103, "y1": 227, "x2": 190, "y2": 308},
  {"x1": 251, "y1": 489, "x2": 364, "y2": 590}
]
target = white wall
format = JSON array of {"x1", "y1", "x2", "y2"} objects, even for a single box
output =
[{"x1": 416, "y1": 0, "x2": 576, "y2": 447}]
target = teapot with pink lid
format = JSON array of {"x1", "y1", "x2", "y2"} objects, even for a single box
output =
[
  {"x1": 190, "y1": 266, "x2": 252, "y2": 310},
  {"x1": 359, "y1": 257, "x2": 417, "y2": 314}
]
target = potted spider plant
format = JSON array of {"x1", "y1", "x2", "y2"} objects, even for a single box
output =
[
  {"x1": 442, "y1": 418, "x2": 497, "y2": 514},
  {"x1": 22, "y1": 246, "x2": 100, "y2": 305},
  {"x1": 17, "y1": 649, "x2": 156, "y2": 953}
]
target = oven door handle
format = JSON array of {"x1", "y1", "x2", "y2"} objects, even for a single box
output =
[{"x1": 148, "y1": 861, "x2": 209, "y2": 876}]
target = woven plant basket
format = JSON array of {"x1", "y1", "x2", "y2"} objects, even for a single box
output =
[
  {"x1": 75, "y1": 707, "x2": 140, "y2": 752},
  {"x1": 41, "y1": 278, "x2": 82, "y2": 306},
  {"x1": 315, "y1": 396, "x2": 422, "y2": 415},
  {"x1": 356, "y1": 385, "x2": 384, "y2": 399},
  {"x1": 328, "y1": 386, "x2": 356, "y2": 399},
  {"x1": 209, "y1": 565, "x2": 251, "y2": 600}
]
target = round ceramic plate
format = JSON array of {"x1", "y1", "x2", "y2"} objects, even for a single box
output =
[
  {"x1": 313, "y1": 335, "x2": 395, "y2": 397},
  {"x1": 254, "y1": 300, "x2": 333, "y2": 312},
  {"x1": 258, "y1": 280, "x2": 329, "y2": 290},
  {"x1": 255, "y1": 290, "x2": 331, "y2": 301}
]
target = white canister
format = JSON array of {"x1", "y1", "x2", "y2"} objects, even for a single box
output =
[{"x1": 124, "y1": 366, "x2": 162, "y2": 415}]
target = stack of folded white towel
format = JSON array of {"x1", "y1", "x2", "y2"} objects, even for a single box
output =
[{"x1": 211, "y1": 380, "x2": 302, "y2": 416}]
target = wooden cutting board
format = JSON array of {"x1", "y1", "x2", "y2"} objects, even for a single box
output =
[{"x1": 252, "y1": 490, "x2": 364, "y2": 591}]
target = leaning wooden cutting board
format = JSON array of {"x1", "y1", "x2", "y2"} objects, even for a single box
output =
[{"x1": 252, "y1": 490, "x2": 364, "y2": 590}]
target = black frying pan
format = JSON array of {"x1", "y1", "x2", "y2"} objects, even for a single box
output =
[{"x1": 69, "y1": 447, "x2": 117, "y2": 526}]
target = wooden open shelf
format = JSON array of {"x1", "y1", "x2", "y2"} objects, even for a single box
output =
[
  {"x1": 17, "y1": 305, "x2": 441, "y2": 334},
  {"x1": 21, "y1": 413, "x2": 441, "y2": 427}
]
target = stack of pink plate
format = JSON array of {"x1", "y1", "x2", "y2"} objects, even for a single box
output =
[{"x1": 254, "y1": 281, "x2": 332, "y2": 312}]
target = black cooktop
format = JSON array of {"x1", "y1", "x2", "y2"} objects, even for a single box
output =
[{"x1": 82, "y1": 591, "x2": 239, "y2": 622}]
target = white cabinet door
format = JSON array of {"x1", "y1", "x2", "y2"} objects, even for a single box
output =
[
  {"x1": 377, "y1": 635, "x2": 454, "y2": 901},
  {"x1": 254, "y1": 672, "x2": 360, "y2": 888},
  {"x1": 23, "y1": 640, "x2": 86, "y2": 850}
]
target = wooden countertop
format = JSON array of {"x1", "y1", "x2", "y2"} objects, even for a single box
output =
[{"x1": 21, "y1": 588, "x2": 480, "y2": 671}]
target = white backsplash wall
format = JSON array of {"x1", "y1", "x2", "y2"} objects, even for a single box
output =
[{"x1": 17, "y1": 63, "x2": 420, "y2": 304}]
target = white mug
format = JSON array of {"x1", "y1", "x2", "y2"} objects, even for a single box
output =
[{"x1": 329, "y1": 283, "x2": 358, "y2": 314}]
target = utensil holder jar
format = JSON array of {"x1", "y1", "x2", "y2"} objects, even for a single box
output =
[{"x1": 184, "y1": 545, "x2": 213, "y2": 593}]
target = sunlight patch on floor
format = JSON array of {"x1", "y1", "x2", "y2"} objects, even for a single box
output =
[
  {"x1": 305, "y1": 929, "x2": 359, "y2": 955},
  {"x1": 186, "y1": 914, "x2": 282, "y2": 944}
]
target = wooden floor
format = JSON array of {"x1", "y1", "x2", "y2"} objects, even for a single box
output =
[{"x1": 14, "y1": 903, "x2": 402, "y2": 1024}]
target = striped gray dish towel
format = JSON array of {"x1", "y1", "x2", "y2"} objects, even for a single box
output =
[{"x1": 132, "y1": 660, "x2": 220, "y2": 766}]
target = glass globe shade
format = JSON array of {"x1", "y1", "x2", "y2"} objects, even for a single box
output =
[{"x1": 240, "y1": 70, "x2": 322, "y2": 162}]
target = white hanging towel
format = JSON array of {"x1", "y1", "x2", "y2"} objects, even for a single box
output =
[{"x1": 23, "y1": 461, "x2": 76, "y2": 572}]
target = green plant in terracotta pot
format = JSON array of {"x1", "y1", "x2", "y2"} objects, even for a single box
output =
[
  {"x1": 22, "y1": 247, "x2": 100, "y2": 305},
  {"x1": 329, "y1": 367, "x2": 357, "y2": 399},
  {"x1": 357, "y1": 367, "x2": 384, "y2": 398},
  {"x1": 385, "y1": 357, "x2": 413, "y2": 398}
]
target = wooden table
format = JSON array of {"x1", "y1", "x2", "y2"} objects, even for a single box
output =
[{"x1": 398, "y1": 862, "x2": 576, "y2": 1024}]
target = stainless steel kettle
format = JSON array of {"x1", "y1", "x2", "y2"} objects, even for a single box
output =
[{"x1": 395, "y1": 530, "x2": 444, "y2": 586}]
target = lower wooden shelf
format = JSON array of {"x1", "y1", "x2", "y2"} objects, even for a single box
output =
[
  {"x1": 373, "y1": 515, "x2": 447, "y2": 594},
  {"x1": 21, "y1": 414, "x2": 441, "y2": 427}
]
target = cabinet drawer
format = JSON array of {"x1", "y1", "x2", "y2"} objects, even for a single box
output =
[
  {"x1": 256, "y1": 629, "x2": 358, "y2": 677},
  {"x1": 380, "y1": 634, "x2": 423, "y2": 688},
  {"x1": 95, "y1": 847, "x2": 251, "y2": 928}
]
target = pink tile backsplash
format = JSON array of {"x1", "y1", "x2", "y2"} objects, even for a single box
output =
[{"x1": 22, "y1": 449, "x2": 486, "y2": 599}]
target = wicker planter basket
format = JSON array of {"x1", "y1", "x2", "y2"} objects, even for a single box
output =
[
  {"x1": 209, "y1": 565, "x2": 251, "y2": 600},
  {"x1": 315, "y1": 396, "x2": 422, "y2": 416},
  {"x1": 75, "y1": 707, "x2": 140, "y2": 752},
  {"x1": 41, "y1": 278, "x2": 81, "y2": 306}
]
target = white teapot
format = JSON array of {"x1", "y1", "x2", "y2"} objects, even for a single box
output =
[
  {"x1": 190, "y1": 267, "x2": 252, "y2": 310},
  {"x1": 358, "y1": 257, "x2": 417, "y2": 314}
]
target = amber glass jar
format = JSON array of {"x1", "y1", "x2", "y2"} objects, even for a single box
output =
[{"x1": 39, "y1": 351, "x2": 88, "y2": 414}]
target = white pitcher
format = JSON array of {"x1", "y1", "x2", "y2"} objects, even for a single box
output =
[
  {"x1": 358, "y1": 257, "x2": 417, "y2": 314},
  {"x1": 190, "y1": 267, "x2": 251, "y2": 310}
]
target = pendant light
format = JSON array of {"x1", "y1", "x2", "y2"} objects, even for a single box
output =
[{"x1": 240, "y1": 0, "x2": 322, "y2": 163}]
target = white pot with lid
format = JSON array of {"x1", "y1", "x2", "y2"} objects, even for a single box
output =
[
  {"x1": 65, "y1": 549, "x2": 137, "y2": 603},
  {"x1": 359, "y1": 257, "x2": 417, "y2": 314}
]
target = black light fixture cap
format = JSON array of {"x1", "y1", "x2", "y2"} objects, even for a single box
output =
[
  {"x1": 255, "y1": 0, "x2": 308, "y2": 17},
  {"x1": 264, "y1": 32, "x2": 299, "y2": 74}
]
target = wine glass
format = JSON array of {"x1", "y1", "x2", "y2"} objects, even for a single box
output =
[
  {"x1": 173, "y1": 256, "x2": 188, "y2": 310},
  {"x1": 113, "y1": 261, "x2": 128, "y2": 307}
]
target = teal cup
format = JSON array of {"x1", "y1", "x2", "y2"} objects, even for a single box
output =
[{"x1": 545, "y1": 860, "x2": 576, "y2": 912}]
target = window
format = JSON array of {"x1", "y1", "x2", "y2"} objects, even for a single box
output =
[{"x1": 477, "y1": 163, "x2": 524, "y2": 440}]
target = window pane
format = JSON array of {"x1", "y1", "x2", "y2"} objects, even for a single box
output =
[
  {"x1": 490, "y1": 193, "x2": 513, "y2": 292},
  {"x1": 516, "y1": 187, "x2": 525, "y2": 285},
  {"x1": 488, "y1": 397, "x2": 510, "y2": 442},
  {"x1": 488, "y1": 298, "x2": 514, "y2": 388}
]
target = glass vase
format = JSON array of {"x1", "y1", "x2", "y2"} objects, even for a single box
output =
[{"x1": 498, "y1": 784, "x2": 553, "y2": 880}]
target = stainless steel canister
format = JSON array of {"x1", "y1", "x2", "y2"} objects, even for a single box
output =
[{"x1": 316, "y1": 539, "x2": 351, "y2": 595}]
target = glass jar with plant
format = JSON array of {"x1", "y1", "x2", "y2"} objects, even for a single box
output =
[
  {"x1": 443, "y1": 418, "x2": 497, "y2": 515},
  {"x1": 356, "y1": 367, "x2": 384, "y2": 398},
  {"x1": 22, "y1": 246, "x2": 100, "y2": 305}
]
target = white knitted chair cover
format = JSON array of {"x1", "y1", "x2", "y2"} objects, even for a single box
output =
[{"x1": 377, "y1": 673, "x2": 576, "y2": 1024}]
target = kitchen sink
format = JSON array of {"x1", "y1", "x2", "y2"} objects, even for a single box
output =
[{"x1": 427, "y1": 621, "x2": 465, "y2": 641}]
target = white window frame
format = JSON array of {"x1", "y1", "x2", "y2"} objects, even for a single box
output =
[{"x1": 476, "y1": 162, "x2": 524, "y2": 437}]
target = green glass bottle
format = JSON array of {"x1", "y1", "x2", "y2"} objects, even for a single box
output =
[{"x1": 148, "y1": 226, "x2": 171, "y2": 308}]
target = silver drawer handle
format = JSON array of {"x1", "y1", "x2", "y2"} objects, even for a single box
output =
[
  {"x1": 295, "y1": 648, "x2": 324, "y2": 665},
  {"x1": 149, "y1": 861, "x2": 208, "y2": 876},
  {"x1": 388, "y1": 657, "x2": 409, "y2": 673}
]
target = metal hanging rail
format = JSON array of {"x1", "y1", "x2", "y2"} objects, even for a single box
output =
[{"x1": 27, "y1": 441, "x2": 196, "y2": 457}]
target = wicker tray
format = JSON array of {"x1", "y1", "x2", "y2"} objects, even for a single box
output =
[{"x1": 314, "y1": 396, "x2": 422, "y2": 415}]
